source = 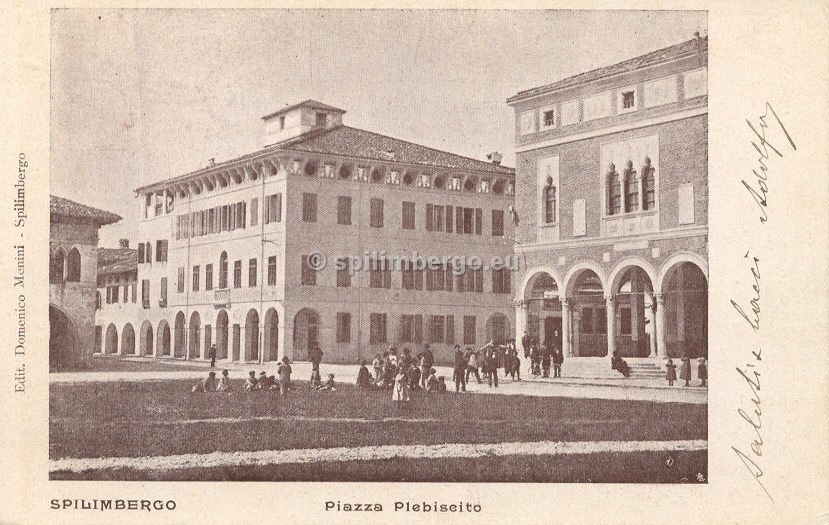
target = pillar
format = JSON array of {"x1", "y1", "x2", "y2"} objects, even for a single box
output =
[
  {"x1": 648, "y1": 296, "x2": 658, "y2": 357},
  {"x1": 605, "y1": 295, "x2": 616, "y2": 357},
  {"x1": 655, "y1": 293, "x2": 667, "y2": 358},
  {"x1": 515, "y1": 301, "x2": 527, "y2": 353},
  {"x1": 562, "y1": 299, "x2": 572, "y2": 357}
]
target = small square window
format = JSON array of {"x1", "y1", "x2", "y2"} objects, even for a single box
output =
[
  {"x1": 544, "y1": 110, "x2": 555, "y2": 127},
  {"x1": 619, "y1": 88, "x2": 637, "y2": 113},
  {"x1": 279, "y1": 116, "x2": 285, "y2": 130},
  {"x1": 623, "y1": 91, "x2": 635, "y2": 108}
]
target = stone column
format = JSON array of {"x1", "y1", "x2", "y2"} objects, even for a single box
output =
[
  {"x1": 655, "y1": 293, "x2": 667, "y2": 358},
  {"x1": 562, "y1": 299, "x2": 572, "y2": 357},
  {"x1": 515, "y1": 301, "x2": 527, "y2": 353},
  {"x1": 605, "y1": 295, "x2": 616, "y2": 357},
  {"x1": 649, "y1": 295, "x2": 658, "y2": 357}
]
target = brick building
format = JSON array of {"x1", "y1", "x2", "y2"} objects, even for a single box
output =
[
  {"x1": 94, "y1": 241, "x2": 139, "y2": 355},
  {"x1": 508, "y1": 36, "x2": 708, "y2": 361},
  {"x1": 50, "y1": 195, "x2": 121, "y2": 370},
  {"x1": 94, "y1": 100, "x2": 515, "y2": 366}
]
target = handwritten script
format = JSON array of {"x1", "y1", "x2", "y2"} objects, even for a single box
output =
[{"x1": 730, "y1": 103, "x2": 795, "y2": 503}]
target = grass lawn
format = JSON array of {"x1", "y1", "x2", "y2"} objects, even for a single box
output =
[
  {"x1": 50, "y1": 379, "x2": 706, "y2": 482},
  {"x1": 77, "y1": 355, "x2": 211, "y2": 372}
]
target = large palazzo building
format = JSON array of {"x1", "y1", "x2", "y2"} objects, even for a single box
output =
[
  {"x1": 94, "y1": 100, "x2": 515, "y2": 366},
  {"x1": 508, "y1": 36, "x2": 708, "y2": 361}
]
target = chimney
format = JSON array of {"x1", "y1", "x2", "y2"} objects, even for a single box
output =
[
  {"x1": 208, "y1": 158, "x2": 216, "y2": 167},
  {"x1": 487, "y1": 152, "x2": 503, "y2": 166},
  {"x1": 119, "y1": 239, "x2": 130, "y2": 249}
]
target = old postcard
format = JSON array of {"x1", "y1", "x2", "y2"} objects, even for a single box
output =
[{"x1": 0, "y1": 2, "x2": 827, "y2": 524}]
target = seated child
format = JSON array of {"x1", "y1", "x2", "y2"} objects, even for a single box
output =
[
  {"x1": 356, "y1": 361, "x2": 374, "y2": 388},
  {"x1": 407, "y1": 365, "x2": 422, "y2": 391},
  {"x1": 258, "y1": 371, "x2": 271, "y2": 390},
  {"x1": 216, "y1": 369, "x2": 232, "y2": 392},
  {"x1": 436, "y1": 376, "x2": 447, "y2": 393},
  {"x1": 425, "y1": 368, "x2": 439, "y2": 392},
  {"x1": 243, "y1": 370, "x2": 259, "y2": 391},
  {"x1": 319, "y1": 373, "x2": 336, "y2": 391},
  {"x1": 192, "y1": 371, "x2": 217, "y2": 392}
]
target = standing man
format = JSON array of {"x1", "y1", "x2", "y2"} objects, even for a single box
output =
[
  {"x1": 553, "y1": 344, "x2": 563, "y2": 378},
  {"x1": 277, "y1": 356, "x2": 293, "y2": 394},
  {"x1": 521, "y1": 333, "x2": 532, "y2": 360},
  {"x1": 208, "y1": 344, "x2": 217, "y2": 368},
  {"x1": 452, "y1": 344, "x2": 466, "y2": 392},
  {"x1": 541, "y1": 340, "x2": 552, "y2": 378},
  {"x1": 465, "y1": 347, "x2": 481, "y2": 384},
  {"x1": 420, "y1": 344, "x2": 434, "y2": 389},
  {"x1": 310, "y1": 342, "x2": 323, "y2": 372}
]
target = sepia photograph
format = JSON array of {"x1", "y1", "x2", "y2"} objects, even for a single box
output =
[{"x1": 48, "y1": 9, "x2": 709, "y2": 483}]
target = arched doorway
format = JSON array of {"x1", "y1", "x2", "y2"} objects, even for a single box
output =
[
  {"x1": 157, "y1": 319, "x2": 171, "y2": 356},
  {"x1": 174, "y1": 311, "x2": 186, "y2": 358},
  {"x1": 49, "y1": 305, "x2": 74, "y2": 370},
  {"x1": 523, "y1": 271, "x2": 562, "y2": 351},
  {"x1": 486, "y1": 313, "x2": 510, "y2": 346},
  {"x1": 216, "y1": 309, "x2": 229, "y2": 360},
  {"x1": 189, "y1": 312, "x2": 201, "y2": 359},
  {"x1": 610, "y1": 266, "x2": 655, "y2": 357},
  {"x1": 105, "y1": 323, "x2": 118, "y2": 354},
  {"x1": 140, "y1": 321, "x2": 153, "y2": 356},
  {"x1": 263, "y1": 308, "x2": 279, "y2": 362},
  {"x1": 50, "y1": 249, "x2": 65, "y2": 283},
  {"x1": 121, "y1": 323, "x2": 136, "y2": 355},
  {"x1": 293, "y1": 308, "x2": 319, "y2": 360},
  {"x1": 245, "y1": 309, "x2": 260, "y2": 361},
  {"x1": 660, "y1": 261, "x2": 708, "y2": 358},
  {"x1": 569, "y1": 269, "x2": 606, "y2": 357},
  {"x1": 66, "y1": 247, "x2": 82, "y2": 282}
]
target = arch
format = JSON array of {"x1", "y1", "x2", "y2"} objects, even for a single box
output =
[
  {"x1": 65, "y1": 247, "x2": 82, "y2": 282},
  {"x1": 492, "y1": 179, "x2": 505, "y2": 195},
  {"x1": 219, "y1": 251, "x2": 228, "y2": 289},
  {"x1": 245, "y1": 309, "x2": 260, "y2": 361},
  {"x1": 49, "y1": 305, "x2": 74, "y2": 370},
  {"x1": 50, "y1": 248, "x2": 65, "y2": 283},
  {"x1": 293, "y1": 308, "x2": 320, "y2": 361},
  {"x1": 606, "y1": 163, "x2": 621, "y2": 215},
  {"x1": 121, "y1": 323, "x2": 136, "y2": 355},
  {"x1": 463, "y1": 176, "x2": 477, "y2": 192},
  {"x1": 304, "y1": 160, "x2": 318, "y2": 176},
  {"x1": 140, "y1": 321, "x2": 154, "y2": 356},
  {"x1": 658, "y1": 257, "x2": 708, "y2": 358},
  {"x1": 520, "y1": 267, "x2": 564, "y2": 300},
  {"x1": 173, "y1": 311, "x2": 186, "y2": 358},
  {"x1": 263, "y1": 307, "x2": 279, "y2": 362},
  {"x1": 156, "y1": 319, "x2": 171, "y2": 356},
  {"x1": 370, "y1": 166, "x2": 384, "y2": 183},
  {"x1": 216, "y1": 309, "x2": 229, "y2": 360},
  {"x1": 656, "y1": 252, "x2": 709, "y2": 293},
  {"x1": 641, "y1": 157, "x2": 656, "y2": 210},
  {"x1": 189, "y1": 311, "x2": 201, "y2": 359},
  {"x1": 105, "y1": 323, "x2": 118, "y2": 354},
  {"x1": 433, "y1": 175, "x2": 446, "y2": 189},
  {"x1": 563, "y1": 260, "x2": 609, "y2": 299},
  {"x1": 623, "y1": 161, "x2": 639, "y2": 213},
  {"x1": 338, "y1": 165, "x2": 352, "y2": 180},
  {"x1": 607, "y1": 257, "x2": 658, "y2": 296},
  {"x1": 485, "y1": 313, "x2": 510, "y2": 345}
]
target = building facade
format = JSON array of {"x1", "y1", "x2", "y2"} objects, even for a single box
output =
[
  {"x1": 95, "y1": 100, "x2": 515, "y2": 366},
  {"x1": 508, "y1": 37, "x2": 708, "y2": 360},
  {"x1": 50, "y1": 195, "x2": 121, "y2": 370}
]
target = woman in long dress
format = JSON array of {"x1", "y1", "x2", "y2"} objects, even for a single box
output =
[{"x1": 392, "y1": 369, "x2": 410, "y2": 410}]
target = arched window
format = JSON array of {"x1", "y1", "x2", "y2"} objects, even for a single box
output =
[
  {"x1": 607, "y1": 164, "x2": 621, "y2": 215},
  {"x1": 50, "y1": 249, "x2": 65, "y2": 283},
  {"x1": 624, "y1": 161, "x2": 639, "y2": 213},
  {"x1": 66, "y1": 248, "x2": 82, "y2": 282},
  {"x1": 543, "y1": 176, "x2": 557, "y2": 224},
  {"x1": 219, "y1": 251, "x2": 228, "y2": 289},
  {"x1": 642, "y1": 157, "x2": 656, "y2": 210}
]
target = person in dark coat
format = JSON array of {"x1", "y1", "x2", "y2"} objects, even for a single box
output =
[
  {"x1": 521, "y1": 334, "x2": 532, "y2": 359},
  {"x1": 611, "y1": 351, "x2": 631, "y2": 377},
  {"x1": 530, "y1": 344, "x2": 541, "y2": 376},
  {"x1": 553, "y1": 346, "x2": 563, "y2": 378},
  {"x1": 541, "y1": 342, "x2": 552, "y2": 378},
  {"x1": 208, "y1": 344, "x2": 217, "y2": 368},
  {"x1": 407, "y1": 364, "x2": 422, "y2": 391},
  {"x1": 356, "y1": 360, "x2": 373, "y2": 388},
  {"x1": 679, "y1": 356, "x2": 692, "y2": 386},
  {"x1": 698, "y1": 357, "x2": 708, "y2": 387},
  {"x1": 666, "y1": 358, "x2": 678, "y2": 386},
  {"x1": 309, "y1": 342, "x2": 323, "y2": 372},
  {"x1": 452, "y1": 345, "x2": 467, "y2": 392}
]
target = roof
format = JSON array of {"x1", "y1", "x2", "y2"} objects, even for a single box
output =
[
  {"x1": 507, "y1": 36, "x2": 708, "y2": 104},
  {"x1": 277, "y1": 125, "x2": 515, "y2": 175},
  {"x1": 261, "y1": 99, "x2": 346, "y2": 121},
  {"x1": 98, "y1": 247, "x2": 137, "y2": 275},
  {"x1": 50, "y1": 195, "x2": 122, "y2": 225}
]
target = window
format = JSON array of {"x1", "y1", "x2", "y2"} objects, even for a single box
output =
[
  {"x1": 192, "y1": 265, "x2": 200, "y2": 291},
  {"x1": 401, "y1": 264, "x2": 422, "y2": 291},
  {"x1": 233, "y1": 260, "x2": 242, "y2": 288},
  {"x1": 302, "y1": 193, "x2": 317, "y2": 222},
  {"x1": 337, "y1": 196, "x2": 352, "y2": 225},
  {"x1": 205, "y1": 264, "x2": 213, "y2": 291},
  {"x1": 177, "y1": 267, "x2": 185, "y2": 293},
  {"x1": 337, "y1": 259, "x2": 351, "y2": 288},
  {"x1": 607, "y1": 164, "x2": 621, "y2": 215},
  {"x1": 642, "y1": 157, "x2": 656, "y2": 210},
  {"x1": 156, "y1": 240, "x2": 168, "y2": 262},
  {"x1": 620, "y1": 89, "x2": 637, "y2": 112},
  {"x1": 445, "y1": 205, "x2": 453, "y2": 232},
  {"x1": 265, "y1": 193, "x2": 282, "y2": 224},
  {"x1": 620, "y1": 307, "x2": 632, "y2": 336},
  {"x1": 540, "y1": 107, "x2": 556, "y2": 130},
  {"x1": 492, "y1": 268, "x2": 511, "y2": 294},
  {"x1": 542, "y1": 175, "x2": 557, "y2": 224},
  {"x1": 141, "y1": 280, "x2": 150, "y2": 308},
  {"x1": 369, "y1": 258, "x2": 391, "y2": 289},
  {"x1": 65, "y1": 248, "x2": 81, "y2": 282},
  {"x1": 446, "y1": 315, "x2": 455, "y2": 343},
  {"x1": 160, "y1": 277, "x2": 167, "y2": 307},
  {"x1": 400, "y1": 315, "x2": 415, "y2": 343},
  {"x1": 464, "y1": 266, "x2": 483, "y2": 293},
  {"x1": 336, "y1": 312, "x2": 351, "y2": 343},
  {"x1": 370, "y1": 198, "x2": 384, "y2": 228},
  {"x1": 248, "y1": 258, "x2": 257, "y2": 287},
  {"x1": 267, "y1": 256, "x2": 277, "y2": 286},
  {"x1": 301, "y1": 255, "x2": 317, "y2": 285},
  {"x1": 369, "y1": 313, "x2": 387, "y2": 344},
  {"x1": 402, "y1": 201, "x2": 415, "y2": 230},
  {"x1": 463, "y1": 208, "x2": 474, "y2": 234},
  {"x1": 492, "y1": 209, "x2": 505, "y2": 236},
  {"x1": 219, "y1": 252, "x2": 228, "y2": 289},
  {"x1": 145, "y1": 242, "x2": 151, "y2": 263},
  {"x1": 463, "y1": 315, "x2": 476, "y2": 345},
  {"x1": 250, "y1": 198, "x2": 258, "y2": 227},
  {"x1": 137, "y1": 243, "x2": 145, "y2": 264},
  {"x1": 430, "y1": 315, "x2": 446, "y2": 344},
  {"x1": 316, "y1": 112, "x2": 327, "y2": 127},
  {"x1": 624, "y1": 162, "x2": 639, "y2": 212},
  {"x1": 95, "y1": 291, "x2": 102, "y2": 310},
  {"x1": 131, "y1": 282, "x2": 137, "y2": 303},
  {"x1": 279, "y1": 115, "x2": 285, "y2": 130}
]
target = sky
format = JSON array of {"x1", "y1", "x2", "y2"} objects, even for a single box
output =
[{"x1": 50, "y1": 9, "x2": 706, "y2": 246}]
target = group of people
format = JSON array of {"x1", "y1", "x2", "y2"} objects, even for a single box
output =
[
  {"x1": 367, "y1": 346, "x2": 447, "y2": 394},
  {"x1": 666, "y1": 356, "x2": 707, "y2": 387},
  {"x1": 521, "y1": 334, "x2": 564, "y2": 379},
  {"x1": 192, "y1": 356, "x2": 307, "y2": 394}
]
